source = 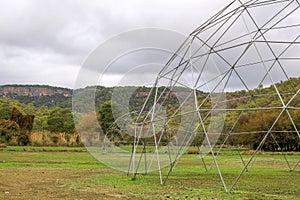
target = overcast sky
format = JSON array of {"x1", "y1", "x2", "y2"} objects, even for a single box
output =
[{"x1": 0, "y1": 0, "x2": 234, "y2": 89}]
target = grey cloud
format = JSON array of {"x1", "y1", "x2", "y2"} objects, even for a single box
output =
[
  {"x1": 0, "y1": 0, "x2": 103, "y2": 55},
  {"x1": 6, "y1": 0, "x2": 289, "y2": 89}
]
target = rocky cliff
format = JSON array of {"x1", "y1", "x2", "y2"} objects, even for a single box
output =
[{"x1": 0, "y1": 85, "x2": 72, "y2": 98}]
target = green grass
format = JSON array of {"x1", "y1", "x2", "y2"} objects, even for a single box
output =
[
  {"x1": 3, "y1": 145, "x2": 87, "y2": 152},
  {"x1": 0, "y1": 146, "x2": 299, "y2": 199}
]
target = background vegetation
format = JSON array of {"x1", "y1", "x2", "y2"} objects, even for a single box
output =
[{"x1": 0, "y1": 77, "x2": 299, "y2": 151}]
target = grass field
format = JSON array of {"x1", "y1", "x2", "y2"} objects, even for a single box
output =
[{"x1": 0, "y1": 146, "x2": 299, "y2": 200}]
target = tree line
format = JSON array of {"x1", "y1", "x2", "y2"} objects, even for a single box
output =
[{"x1": 0, "y1": 78, "x2": 299, "y2": 150}]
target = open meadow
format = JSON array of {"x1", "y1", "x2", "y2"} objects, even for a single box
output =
[{"x1": 0, "y1": 146, "x2": 299, "y2": 200}]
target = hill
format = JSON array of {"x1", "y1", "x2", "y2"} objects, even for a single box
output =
[
  {"x1": 0, "y1": 85, "x2": 72, "y2": 108},
  {"x1": 0, "y1": 78, "x2": 299, "y2": 150}
]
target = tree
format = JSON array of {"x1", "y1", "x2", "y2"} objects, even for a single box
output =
[
  {"x1": 10, "y1": 107, "x2": 35, "y2": 132},
  {"x1": 0, "y1": 106, "x2": 11, "y2": 120},
  {"x1": 46, "y1": 107, "x2": 75, "y2": 133},
  {"x1": 33, "y1": 106, "x2": 49, "y2": 131},
  {"x1": 0, "y1": 119, "x2": 20, "y2": 144},
  {"x1": 98, "y1": 101, "x2": 122, "y2": 135}
]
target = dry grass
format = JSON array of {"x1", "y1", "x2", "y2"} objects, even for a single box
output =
[
  {"x1": 187, "y1": 150, "x2": 199, "y2": 154},
  {"x1": 0, "y1": 143, "x2": 7, "y2": 148},
  {"x1": 187, "y1": 150, "x2": 219, "y2": 155},
  {"x1": 241, "y1": 149, "x2": 263, "y2": 155},
  {"x1": 29, "y1": 131, "x2": 80, "y2": 146}
]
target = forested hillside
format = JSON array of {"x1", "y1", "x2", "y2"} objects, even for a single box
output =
[
  {"x1": 0, "y1": 85, "x2": 72, "y2": 108},
  {"x1": 0, "y1": 78, "x2": 299, "y2": 150}
]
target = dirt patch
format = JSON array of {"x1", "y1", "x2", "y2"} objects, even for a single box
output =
[
  {"x1": 6, "y1": 148, "x2": 86, "y2": 152},
  {"x1": 0, "y1": 168, "x2": 139, "y2": 200},
  {"x1": 22, "y1": 148, "x2": 87, "y2": 152}
]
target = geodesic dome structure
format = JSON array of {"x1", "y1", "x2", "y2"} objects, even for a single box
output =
[{"x1": 129, "y1": 0, "x2": 300, "y2": 192}]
